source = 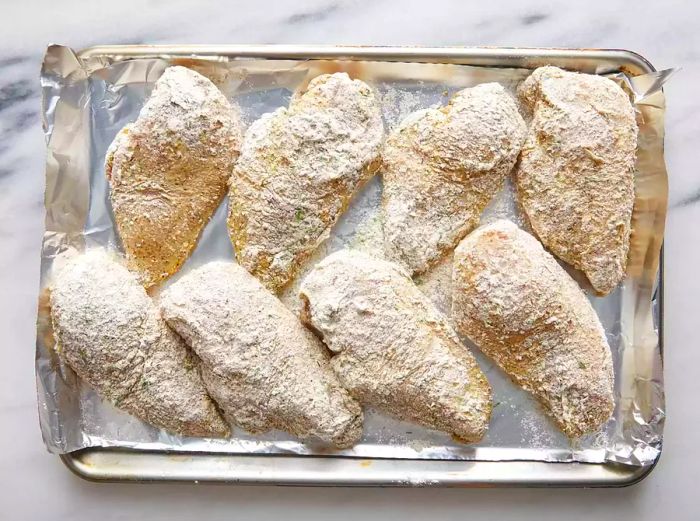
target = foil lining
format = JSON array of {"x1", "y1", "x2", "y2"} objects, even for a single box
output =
[{"x1": 37, "y1": 44, "x2": 669, "y2": 467}]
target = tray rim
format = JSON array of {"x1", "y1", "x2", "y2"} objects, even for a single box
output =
[
  {"x1": 74, "y1": 44, "x2": 655, "y2": 75},
  {"x1": 57, "y1": 44, "x2": 662, "y2": 487},
  {"x1": 61, "y1": 447, "x2": 659, "y2": 487}
]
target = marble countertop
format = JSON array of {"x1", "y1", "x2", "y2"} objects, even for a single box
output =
[{"x1": 1, "y1": 0, "x2": 698, "y2": 519}]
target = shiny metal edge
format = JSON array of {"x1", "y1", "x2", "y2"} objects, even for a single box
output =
[
  {"x1": 59, "y1": 45, "x2": 661, "y2": 487},
  {"x1": 62, "y1": 448, "x2": 657, "y2": 487},
  {"x1": 75, "y1": 45, "x2": 655, "y2": 74}
]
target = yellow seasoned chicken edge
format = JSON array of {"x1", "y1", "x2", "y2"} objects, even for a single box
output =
[
  {"x1": 228, "y1": 72, "x2": 384, "y2": 293},
  {"x1": 452, "y1": 220, "x2": 615, "y2": 438},
  {"x1": 49, "y1": 250, "x2": 230, "y2": 438},
  {"x1": 159, "y1": 261, "x2": 364, "y2": 449},
  {"x1": 382, "y1": 83, "x2": 526, "y2": 275},
  {"x1": 105, "y1": 66, "x2": 243, "y2": 289},
  {"x1": 300, "y1": 249, "x2": 492, "y2": 443},
  {"x1": 515, "y1": 66, "x2": 638, "y2": 296}
]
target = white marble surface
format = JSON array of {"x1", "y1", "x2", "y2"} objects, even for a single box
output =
[{"x1": 1, "y1": 0, "x2": 698, "y2": 519}]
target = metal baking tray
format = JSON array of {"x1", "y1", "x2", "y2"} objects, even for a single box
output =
[{"x1": 53, "y1": 45, "x2": 663, "y2": 487}]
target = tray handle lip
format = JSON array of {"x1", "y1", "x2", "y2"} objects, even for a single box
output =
[
  {"x1": 72, "y1": 44, "x2": 657, "y2": 75},
  {"x1": 59, "y1": 447, "x2": 662, "y2": 488}
]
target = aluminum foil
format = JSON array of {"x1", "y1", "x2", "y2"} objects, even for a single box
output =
[{"x1": 37, "y1": 44, "x2": 669, "y2": 467}]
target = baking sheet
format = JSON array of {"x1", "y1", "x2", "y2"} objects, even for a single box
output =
[{"x1": 37, "y1": 45, "x2": 668, "y2": 467}]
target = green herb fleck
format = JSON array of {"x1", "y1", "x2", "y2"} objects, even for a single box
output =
[
  {"x1": 578, "y1": 361, "x2": 587, "y2": 369},
  {"x1": 493, "y1": 401, "x2": 502, "y2": 408},
  {"x1": 295, "y1": 208, "x2": 305, "y2": 221}
]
